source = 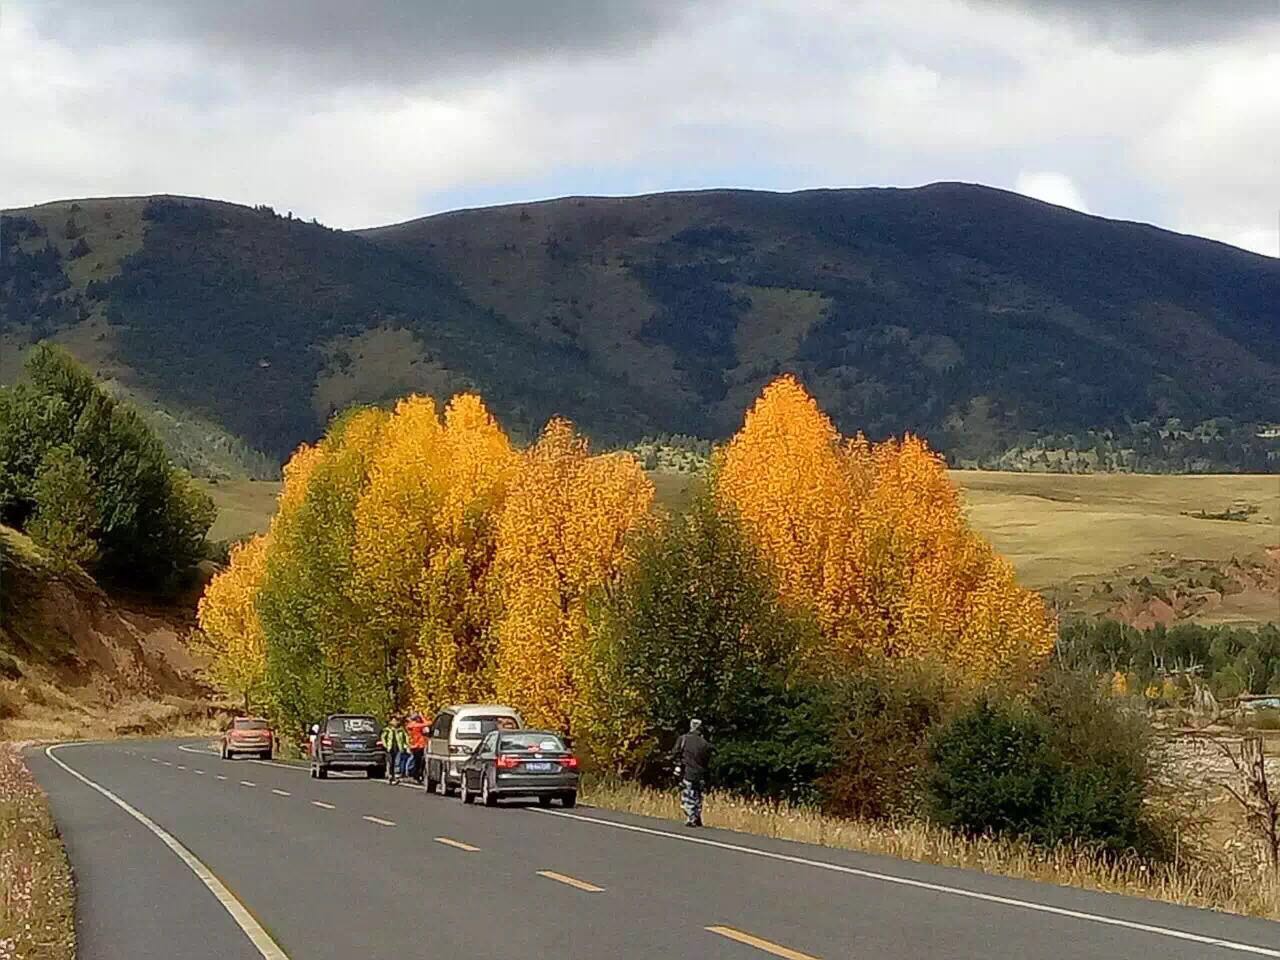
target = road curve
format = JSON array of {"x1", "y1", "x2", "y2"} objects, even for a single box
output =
[{"x1": 26, "y1": 739, "x2": 1280, "y2": 960}]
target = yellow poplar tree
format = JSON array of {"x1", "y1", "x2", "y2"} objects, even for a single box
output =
[
  {"x1": 196, "y1": 534, "x2": 271, "y2": 712},
  {"x1": 408, "y1": 393, "x2": 519, "y2": 712},
  {"x1": 493, "y1": 419, "x2": 655, "y2": 730},
  {"x1": 352, "y1": 396, "x2": 445, "y2": 682},
  {"x1": 717, "y1": 375, "x2": 1055, "y2": 679}
]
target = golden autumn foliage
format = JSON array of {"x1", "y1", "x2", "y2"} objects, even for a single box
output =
[
  {"x1": 407, "y1": 394, "x2": 518, "y2": 713},
  {"x1": 493, "y1": 419, "x2": 655, "y2": 731},
  {"x1": 717, "y1": 375, "x2": 1055, "y2": 678},
  {"x1": 199, "y1": 373, "x2": 1053, "y2": 738},
  {"x1": 196, "y1": 534, "x2": 271, "y2": 711}
]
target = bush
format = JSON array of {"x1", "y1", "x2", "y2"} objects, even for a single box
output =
[
  {"x1": 28, "y1": 445, "x2": 99, "y2": 567},
  {"x1": 927, "y1": 669, "x2": 1168, "y2": 856},
  {"x1": 819, "y1": 660, "x2": 952, "y2": 819}
]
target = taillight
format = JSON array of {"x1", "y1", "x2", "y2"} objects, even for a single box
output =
[
  {"x1": 321, "y1": 736, "x2": 334, "y2": 747},
  {"x1": 495, "y1": 755, "x2": 520, "y2": 769},
  {"x1": 560, "y1": 756, "x2": 579, "y2": 770}
]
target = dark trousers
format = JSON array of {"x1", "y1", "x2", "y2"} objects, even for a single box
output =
[
  {"x1": 410, "y1": 748, "x2": 425, "y2": 783},
  {"x1": 386, "y1": 748, "x2": 401, "y2": 781}
]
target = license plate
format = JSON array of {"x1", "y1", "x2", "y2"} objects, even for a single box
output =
[
  {"x1": 525, "y1": 762, "x2": 555, "y2": 772},
  {"x1": 345, "y1": 741, "x2": 366, "y2": 750}
]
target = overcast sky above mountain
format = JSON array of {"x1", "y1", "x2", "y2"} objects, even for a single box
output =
[{"x1": 2, "y1": 0, "x2": 1276, "y2": 255}]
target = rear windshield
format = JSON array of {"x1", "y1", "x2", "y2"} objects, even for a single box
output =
[
  {"x1": 500, "y1": 733, "x2": 566, "y2": 753},
  {"x1": 453, "y1": 716, "x2": 517, "y2": 740},
  {"x1": 233, "y1": 719, "x2": 269, "y2": 731},
  {"x1": 327, "y1": 716, "x2": 378, "y2": 735}
]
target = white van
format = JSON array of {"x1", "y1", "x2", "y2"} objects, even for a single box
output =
[{"x1": 426, "y1": 704, "x2": 524, "y2": 795}]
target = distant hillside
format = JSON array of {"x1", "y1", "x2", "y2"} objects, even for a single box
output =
[{"x1": 3, "y1": 185, "x2": 1278, "y2": 471}]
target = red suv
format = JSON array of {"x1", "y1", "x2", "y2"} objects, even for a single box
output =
[{"x1": 221, "y1": 717, "x2": 275, "y2": 760}]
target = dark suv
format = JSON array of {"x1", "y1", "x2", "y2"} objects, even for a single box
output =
[{"x1": 309, "y1": 714, "x2": 385, "y2": 779}]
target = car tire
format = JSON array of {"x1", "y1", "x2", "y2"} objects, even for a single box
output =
[
  {"x1": 561, "y1": 791, "x2": 577, "y2": 809},
  {"x1": 425, "y1": 765, "x2": 439, "y2": 794},
  {"x1": 481, "y1": 774, "x2": 497, "y2": 808},
  {"x1": 309, "y1": 762, "x2": 316, "y2": 779},
  {"x1": 460, "y1": 776, "x2": 474, "y2": 805},
  {"x1": 317, "y1": 763, "x2": 329, "y2": 780},
  {"x1": 261, "y1": 750, "x2": 271, "y2": 761},
  {"x1": 538, "y1": 795, "x2": 553, "y2": 808},
  {"x1": 369, "y1": 766, "x2": 384, "y2": 780}
]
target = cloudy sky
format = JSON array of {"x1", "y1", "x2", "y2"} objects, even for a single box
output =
[{"x1": 3, "y1": 0, "x2": 1277, "y2": 254}]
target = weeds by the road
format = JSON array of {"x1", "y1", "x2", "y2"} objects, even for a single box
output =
[
  {"x1": 0, "y1": 745, "x2": 74, "y2": 960},
  {"x1": 0, "y1": 683, "x2": 229, "y2": 743},
  {"x1": 582, "y1": 779, "x2": 1280, "y2": 921}
]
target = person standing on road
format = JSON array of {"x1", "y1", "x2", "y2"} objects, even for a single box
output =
[
  {"x1": 406, "y1": 713, "x2": 428, "y2": 785},
  {"x1": 381, "y1": 715, "x2": 407, "y2": 784},
  {"x1": 671, "y1": 718, "x2": 712, "y2": 827}
]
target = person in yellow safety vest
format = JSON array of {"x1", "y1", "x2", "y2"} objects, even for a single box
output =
[{"x1": 380, "y1": 715, "x2": 408, "y2": 783}]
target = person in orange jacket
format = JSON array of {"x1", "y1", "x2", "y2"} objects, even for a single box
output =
[{"x1": 405, "y1": 713, "x2": 428, "y2": 785}]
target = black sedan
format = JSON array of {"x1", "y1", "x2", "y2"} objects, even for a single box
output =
[{"x1": 458, "y1": 729, "x2": 578, "y2": 807}]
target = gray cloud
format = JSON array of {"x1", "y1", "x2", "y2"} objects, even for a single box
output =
[
  {"x1": 33, "y1": 0, "x2": 706, "y2": 85},
  {"x1": 978, "y1": 0, "x2": 1280, "y2": 44}
]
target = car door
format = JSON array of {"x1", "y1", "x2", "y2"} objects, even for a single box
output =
[{"x1": 467, "y1": 732, "x2": 498, "y2": 790}]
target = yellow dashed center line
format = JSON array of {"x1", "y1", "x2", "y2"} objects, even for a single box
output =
[
  {"x1": 706, "y1": 926, "x2": 821, "y2": 960},
  {"x1": 434, "y1": 837, "x2": 480, "y2": 852},
  {"x1": 536, "y1": 870, "x2": 604, "y2": 893},
  {"x1": 311, "y1": 801, "x2": 335, "y2": 810},
  {"x1": 363, "y1": 816, "x2": 396, "y2": 827}
]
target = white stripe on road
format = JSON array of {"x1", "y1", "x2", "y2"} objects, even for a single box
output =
[
  {"x1": 311, "y1": 801, "x2": 335, "y2": 810},
  {"x1": 271, "y1": 789, "x2": 291, "y2": 797},
  {"x1": 194, "y1": 770, "x2": 205, "y2": 775},
  {"x1": 363, "y1": 816, "x2": 395, "y2": 827},
  {"x1": 45, "y1": 744, "x2": 289, "y2": 960},
  {"x1": 536, "y1": 870, "x2": 604, "y2": 893},
  {"x1": 534, "y1": 809, "x2": 1280, "y2": 958},
  {"x1": 434, "y1": 837, "x2": 479, "y2": 852},
  {"x1": 216, "y1": 775, "x2": 227, "y2": 781},
  {"x1": 176, "y1": 765, "x2": 186, "y2": 770},
  {"x1": 240, "y1": 781, "x2": 256, "y2": 788}
]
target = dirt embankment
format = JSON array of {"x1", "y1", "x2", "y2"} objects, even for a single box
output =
[{"x1": 0, "y1": 526, "x2": 225, "y2": 741}]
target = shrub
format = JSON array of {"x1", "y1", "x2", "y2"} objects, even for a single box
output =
[
  {"x1": 819, "y1": 659, "x2": 952, "y2": 820},
  {"x1": 927, "y1": 669, "x2": 1168, "y2": 856}
]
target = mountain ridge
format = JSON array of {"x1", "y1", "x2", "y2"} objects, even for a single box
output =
[{"x1": 3, "y1": 183, "x2": 1277, "y2": 473}]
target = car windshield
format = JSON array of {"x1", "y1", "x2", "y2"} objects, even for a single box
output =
[
  {"x1": 233, "y1": 720, "x2": 269, "y2": 731},
  {"x1": 500, "y1": 733, "x2": 566, "y2": 753},
  {"x1": 453, "y1": 716, "x2": 514, "y2": 740},
  {"x1": 328, "y1": 717, "x2": 377, "y2": 734}
]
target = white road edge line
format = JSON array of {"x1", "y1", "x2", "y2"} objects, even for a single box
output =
[
  {"x1": 44, "y1": 744, "x2": 289, "y2": 960},
  {"x1": 532, "y1": 809, "x2": 1280, "y2": 958}
]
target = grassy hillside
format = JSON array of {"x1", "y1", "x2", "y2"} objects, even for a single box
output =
[{"x1": 4, "y1": 186, "x2": 1278, "y2": 471}]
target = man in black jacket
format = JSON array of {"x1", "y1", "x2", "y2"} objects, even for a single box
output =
[{"x1": 671, "y1": 719, "x2": 712, "y2": 827}]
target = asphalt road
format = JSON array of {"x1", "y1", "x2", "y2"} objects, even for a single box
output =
[{"x1": 26, "y1": 739, "x2": 1280, "y2": 960}]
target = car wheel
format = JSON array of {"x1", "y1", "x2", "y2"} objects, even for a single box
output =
[
  {"x1": 460, "y1": 776, "x2": 474, "y2": 805},
  {"x1": 309, "y1": 762, "x2": 316, "y2": 779},
  {"x1": 369, "y1": 765, "x2": 384, "y2": 780},
  {"x1": 561, "y1": 791, "x2": 577, "y2": 809},
  {"x1": 261, "y1": 750, "x2": 272, "y2": 761},
  {"x1": 317, "y1": 763, "x2": 328, "y2": 780},
  {"x1": 538, "y1": 795, "x2": 553, "y2": 808},
  {"x1": 425, "y1": 765, "x2": 439, "y2": 794},
  {"x1": 481, "y1": 774, "x2": 497, "y2": 807}
]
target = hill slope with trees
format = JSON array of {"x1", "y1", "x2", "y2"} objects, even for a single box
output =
[{"x1": 3, "y1": 185, "x2": 1277, "y2": 470}]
